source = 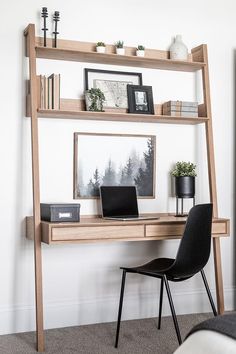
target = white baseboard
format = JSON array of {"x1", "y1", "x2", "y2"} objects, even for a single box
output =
[{"x1": 0, "y1": 286, "x2": 235, "y2": 335}]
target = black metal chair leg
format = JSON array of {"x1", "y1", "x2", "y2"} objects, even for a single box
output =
[
  {"x1": 201, "y1": 269, "x2": 218, "y2": 316},
  {"x1": 163, "y1": 275, "x2": 182, "y2": 345},
  {"x1": 115, "y1": 270, "x2": 127, "y2": 348},
  {"x1": 158, "y1": 278, "x2": 164, "y2": 329}
]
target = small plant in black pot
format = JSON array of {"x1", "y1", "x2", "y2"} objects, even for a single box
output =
[{"x1": 171, "y1": 161, "x2": 197, "y2": 198}]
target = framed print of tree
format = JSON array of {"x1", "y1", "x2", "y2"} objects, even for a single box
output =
[{"x1": 73, "y1": 133, "x2": 156, "y2": 199}]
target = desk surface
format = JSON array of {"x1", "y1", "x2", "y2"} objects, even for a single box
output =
[{"x1": 26, "y1": 213, "x2": 230, "y2": 245}]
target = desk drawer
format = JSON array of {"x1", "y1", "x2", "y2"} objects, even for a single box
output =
[
  {"x1": 51, "y1": 225, "x2": 144, "y2": 241},
  {"x1": 146, "y1": 224, "x2": 184, "y2": 238},
  {"x1": 146, "y1": 221, "x2": 228, "y2": 238}
]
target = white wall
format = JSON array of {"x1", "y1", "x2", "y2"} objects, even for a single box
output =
[{"x1": 0, "y1": 0, "x2": 234, "y2": 334}]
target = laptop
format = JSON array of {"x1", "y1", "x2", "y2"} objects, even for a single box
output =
[{"x1": 100, "y1": 186, "x2": 159, "y2": 221}]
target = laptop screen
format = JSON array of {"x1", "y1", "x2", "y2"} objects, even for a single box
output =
[{"x1": 100, "y1": 186, "x2": 139, "y2": 218}]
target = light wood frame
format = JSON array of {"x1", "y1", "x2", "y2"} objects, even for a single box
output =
[
  {"x1": 73, "y1": 132, "x2": 156, "y2": 199},
  {"x1": 24, "y1": 23, "x2": 228, "y2": 352}
]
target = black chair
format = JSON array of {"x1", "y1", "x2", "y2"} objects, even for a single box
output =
[{"x1": 115, "y1": 203, "x2": 217, "y2": 347}]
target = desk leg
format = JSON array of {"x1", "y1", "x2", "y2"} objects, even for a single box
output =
[
  {"x1": 213, "y1": 238, "x2": 224, "y2": 314},
  {"x1": 34, "y1": 227, "x2": 44, "y2": 352},
  {"x1": 26, "y1": 23, "x2": 45, "y2": 352}
]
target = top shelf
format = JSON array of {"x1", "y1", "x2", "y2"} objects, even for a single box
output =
[
  {"x1": 35, "y1": 47, "x2": 205, "y2": 72},
  {"x1": 24, "y1": 28, "x2": 206, "y2": 72}
]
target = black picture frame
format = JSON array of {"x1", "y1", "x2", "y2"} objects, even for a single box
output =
[
  {"x1": 127, "y1": 85, "x2": 154, "y2": 114},
  {"x1": 84, "y1": 69, "x2": 143, "y2": 110}
]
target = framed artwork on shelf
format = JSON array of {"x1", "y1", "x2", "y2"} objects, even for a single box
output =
[
  {"x1": 127, "y1": 85, "x2": 154, "y2": 114},
  {"x1": 84, "y1": 69, "x2": 143, "y2": 110},
  {"x1": 74, "y1": 132, "x2": 156, "y2": 199}
]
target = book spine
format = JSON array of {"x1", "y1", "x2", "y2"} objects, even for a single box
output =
[
  {"x1": 45, "y1": 76, "x2": 48, "y2": 109},
  {"x1": 58, "y1": 74, "x2": 61, "y2": 109},
  {"x1": 56, "y1": 74, "x2": 60, "y2": 110},
  {"x1": 163, "y1": 101, "x2": 198, "y2": 109},
  {"x1": 43, "y1": 76, "x2": 47, "y2": 109},
  {"x1": 163, "y1": 111, "x2": 198, "y2": 117},
  {"x1": 48, "y1": 77, "x2": 52, "y2": 110},
  {"x1": 163, "y1": 107, "x2": 198, "y2": 114},
  {"x1": 52, "y1": 74, "x2": 55, "y2": 109},
  {"x1": 40, "y1": 75, "x2": 45, "y2": 109},
  {"x1": 36, "y1": 75, "x2": 41, "y2": 109}
]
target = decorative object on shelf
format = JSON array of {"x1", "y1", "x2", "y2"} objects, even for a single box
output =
[
  {"x1": 41, "y1": 7, "x2": 48, "y2": 47},
  {"x1": 170, "y1": 35, "x2": 188, "y2": 61},
  {"x1": 136, "y1": 45, "x2": 145, "y2": 57},
  {"x1": 127, "y1": 85, "x2": 154, "y2": 114},
  {"x1": 163, "y1": 100, "x2": 198, "y2": 117},
  {"x1": 84, "y1": 69, "x2": 142, "y2": 110},
  {"x1": 171, "y1": 161, "x2": 197, "y2": 216},
  {"x1": 37, "y1": 73, "x2": 60, "y2": 109},
  {"x1": 96, "y1": 42, "x2": 106, "y2": 53},
  {"x1": 40, "y1": 203, "x2": 81, "y2": 222},
  {"x1": 115, "y1": 40, "x2": 125, "y2": 55},
  {"x1": 53, "y1": 11, "x2": 60, "y2": 48},
  {"x1": 74, "y1": 133, "x2": 156, "y2": 199},
  {"x1": 85, "y1": 88, "x2": 105, "y2": 112}
]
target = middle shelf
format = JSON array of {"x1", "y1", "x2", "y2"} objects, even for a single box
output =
[
  {"x1": 36, "y1": 108, "x2": 209, "y2": 125},
  {"x1": 27, "y1": 97, "x2": 209, "y2": 125}
]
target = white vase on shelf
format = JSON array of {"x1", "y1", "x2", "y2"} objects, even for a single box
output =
[{"x1": 170, "y1": 35, "x2": 188, "y2": 61}]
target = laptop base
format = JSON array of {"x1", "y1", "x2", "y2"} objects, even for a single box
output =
[{"x1": 103, "y1": 216, "x2": 159, "y2": 221}]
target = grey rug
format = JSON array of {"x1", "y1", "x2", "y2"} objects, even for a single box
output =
[{"x1": 0, "y1": 313, "x2": 212, "y2": 354}]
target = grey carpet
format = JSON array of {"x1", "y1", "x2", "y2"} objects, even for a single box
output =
[{"x1": 0, "y1": 313, "x2": 212, "y2": 354}]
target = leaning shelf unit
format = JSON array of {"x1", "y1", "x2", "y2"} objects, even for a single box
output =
[{"x1": 24, "y1": 23, "x2": 225, "y2": 352}]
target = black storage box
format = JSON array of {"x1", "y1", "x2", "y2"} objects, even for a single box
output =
[{"x1": 40, "y1": 203, "x2": 81, "y2": 222}]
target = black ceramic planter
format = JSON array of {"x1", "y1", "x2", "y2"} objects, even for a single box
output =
[{"x1": 175, "y1": 176, "x2": 195, "y2": 198}]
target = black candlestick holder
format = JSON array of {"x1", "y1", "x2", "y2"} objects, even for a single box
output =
[
  {"x1": 53, "y1": 11, "x2": 60, "y2": 48},
  {"x1": 41, "y1": 7, "x2": 48, "y2": 47}
]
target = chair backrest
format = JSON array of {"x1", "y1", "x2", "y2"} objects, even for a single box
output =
[{"x1": 168, "y1": 204, "x2": 213, "y2": 279}]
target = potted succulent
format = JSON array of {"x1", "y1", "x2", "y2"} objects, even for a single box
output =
[
  {"x1": 115, "y1": 40, "x2": 125, "y2": 55},
  {"x1": 96, "y1": 42, "x2": 106, "y2": 53},
  {"x1": 85, "y1": 88, "x2": 105, "y2": 112},
  {"x1": 136, "y1": 45, "x2": 145, "y2": 57},
  {"x1": 171, "y1": 161, "x2": 197, "y2": 198}
]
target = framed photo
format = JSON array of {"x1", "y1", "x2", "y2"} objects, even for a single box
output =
[
  {"x1": 84, "y1": 69, "x2": 142, "y2": 110},
  {"x1": 127, "y1": 85, "x2": 154, "y2": 114},
  {"x1": 74, "y1": 133, "x2": 156, "y2": 199}
]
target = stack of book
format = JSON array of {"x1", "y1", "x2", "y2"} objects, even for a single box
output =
[
  {"x1": 37, "y1": 74, "x2": 60, "y2": 110},
  {"x1": 163, "y1": 101, "x2": 198, "y2": 117}
]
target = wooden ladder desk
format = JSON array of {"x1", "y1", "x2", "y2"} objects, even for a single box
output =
[{"x1": 24, "y1": 22, "x2": 230, "y2": 351}]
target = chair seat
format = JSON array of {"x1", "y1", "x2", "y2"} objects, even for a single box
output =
[{"x1": 121, "y1": 257, "x2": 175, "y2": 276}]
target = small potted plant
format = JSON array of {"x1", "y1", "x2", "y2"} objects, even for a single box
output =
[
  {"x1": 85, "y1": 88, "x2": 105, "y2": 112},
  {"x1": 171, "y1": 161, "x2": 197, "y2": 198},
  {"x1": 136, "y1": 45, "x2": 145, "y2": 57},
  {"x1": 115, "y1": 40, "x2": 125, "y2": 55},
  {"x1": 96, "y1": 42, "x2": 106, "y2": 53}
]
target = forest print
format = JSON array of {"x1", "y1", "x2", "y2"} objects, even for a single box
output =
[{"x1": 74, "y1": 134, "x2": 155, "y2": 198}]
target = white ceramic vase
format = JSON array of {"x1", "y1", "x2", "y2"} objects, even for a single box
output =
[
  {"x1": 136, "y1": 50, "x2": 145, "y2": 57},
  {"x1": 116, "y1": 47, "x2": 125, "y2": 55},
  {"x1": 96, "y1": 46, "x2": 106, "y2": 53},
  {"x1": 170, "y1": 35, "x2": 188, "y2": 60}
]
